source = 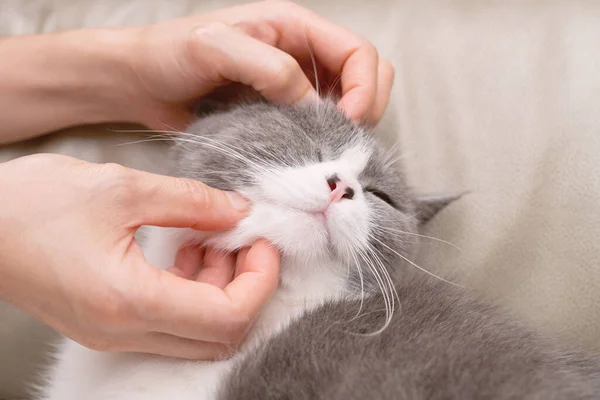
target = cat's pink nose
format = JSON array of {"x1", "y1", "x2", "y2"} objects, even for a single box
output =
[{"x1": 327, "y1": 174, "x2": 355, "y2": 202}]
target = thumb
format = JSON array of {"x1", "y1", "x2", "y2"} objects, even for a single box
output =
[
  {"x1": 146, "y1": 240, "x2": 280, "y2": 343},
  {"x1": 124, "y1": 168, "x2": 248, "y2": 230}
]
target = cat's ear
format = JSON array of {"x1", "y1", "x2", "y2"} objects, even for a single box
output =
[
  {"x1": 194, "y1": 83, "x2": 264, "y2": 117},
  {"x1": 415, "y1": 193, "x2": 464, "y2": 224}
]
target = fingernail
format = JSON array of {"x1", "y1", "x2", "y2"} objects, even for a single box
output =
[{"x1": 225, "y1": 191, "x2": 249, "y2": 211}]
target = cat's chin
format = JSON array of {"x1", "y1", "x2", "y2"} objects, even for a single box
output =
[
  {"x1": 193, "y1": 202, "x2": 329, "y2": 256},
  {"x1": 177, "y1": 202, "x2": 366, "y2": 271},
  {"x1": 202, "y1": 227, "x2": 331, "y2": 262}
]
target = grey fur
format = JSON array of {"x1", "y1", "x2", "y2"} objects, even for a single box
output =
[
  {"x1": 221, "y1": 275, "x2": 600, "y2": 399},
  {"x1": 168, "y1": 96, "x2": 600, "y2": 399}
]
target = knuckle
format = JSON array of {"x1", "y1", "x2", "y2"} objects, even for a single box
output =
[
  {"x1": 184, "y1": 22, "x2": 229, "y2": 68},
  {"x1": 100, "y1": 162, "x2": 129, "y2": 178},
  {"x1": 96, "y1": 163, "x2": 137, "y2": 203},
  {"x1": 192, "y1": 21, "x2": 229, "y2": 43}
]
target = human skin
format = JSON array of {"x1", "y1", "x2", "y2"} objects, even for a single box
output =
[{"x1": 0, "y1": 1, "x2": 393, "y2": 359}]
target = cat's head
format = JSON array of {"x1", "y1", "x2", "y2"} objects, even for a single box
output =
[{"x1": 172, "y1": 96, "x2": 455, "y2": 291}]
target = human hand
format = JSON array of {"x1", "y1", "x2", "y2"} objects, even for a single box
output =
[
  {"x1": 0, "y1": 1, "x2": 392, "y2": 144},
  {"x1": 0, "y1": 154, "x2": 280, "y2": 359},
  {"x1": 120, "y1": 0, "x2": 394, "y2": 129}
]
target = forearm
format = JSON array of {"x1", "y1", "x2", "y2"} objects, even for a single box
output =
[{"x1": 0, "y1": 28, "x2": 138, "y2": 144}]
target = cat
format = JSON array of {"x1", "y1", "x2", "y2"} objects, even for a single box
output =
[{"x1": 40, "y1": 96, "x2": 600, "y2": 399}]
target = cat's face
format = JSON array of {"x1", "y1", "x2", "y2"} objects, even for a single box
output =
[{"x1": 172, "y1": 99, "x2": 446, "y2": 289}]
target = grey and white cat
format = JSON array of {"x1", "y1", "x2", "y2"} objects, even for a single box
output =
[{"x1": 41, "y1": 96, "x2": 600, "y2": 399}]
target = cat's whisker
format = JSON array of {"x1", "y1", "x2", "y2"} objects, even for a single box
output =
[
  {"x1": 354, "y1": 246, "x2": 390, "y2": 316},
  {"x1": 156, "y1": 122, "x2": 187, "y2": 136},
  {"x1": 306, "y1": 38, "x2": 320, "y2": 99},
  {"x1": 114, "y1": 135, "x2": 209, "y2": 155},
  {"x1": 381, "y1": 144, "x2": 409, "y2": 170},
  {"x1": 326, "y1": 74, "x2": 342, "y2": 98},
  {"x1": 372, "y1": 224, "x2": 463, "y2": 251},
  {"x1": 366, "y1": 244, "x2": 398, "y2": 322},
  {"x1": 302, "y1": 30, "x2": 323, "y2": 123},
  {"x1": 354, "y1": 247, "x2": 394, "y2": 335},
  {"x1": 357, "y1": 247, "x2": 393, "y2": 315},
  {"x1": 357, "y1": 262, "x2": 393, "y2": 336},
  {"x1": 108, "y1": 128, "x2": 181, "y2": 135},
  {"x1": 370, "y1": 236, "x2": 463, "y2": 288},
  {"x1": 179, "y1": 138, "x2": 268, "y2": 173},
  {"x1": 383, "y1": 152, "x2": 412, "y2": 169},
  {"x1": 177, "y1": 131, "x2": 290, "y2": 168},
  {"x1": 111, "y1": 131, "x2": 229, "y2": 158},
  {"x1": 113, "y1": 136, "x2": 178, "y2": 146},
  {"x1": 175, "y1": 136, "x2": 277, "y2": 177},
  {"x1": 111, "y1": 126, "x2": 283, "y2": 175},
  {"x1": 344, "y1": 244, "x2": 367, "y2": 323},
  {"x1": 173, "y1": 133, "x2": 278, "y2": 174}
]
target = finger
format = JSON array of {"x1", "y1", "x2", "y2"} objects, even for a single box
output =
[
  {"x1": 245, "y1": 3, "x2": 379, "y2": 121},
  {"x1": 187, "y1": 22, "x2": 318, "y2": 106},
  {"x1": 234, "y1": 247, "x2": 251, "y2": 279},
  {"x1": 197, "y1": 247, "x2": 236, "y2": 289},
  {"x1": 123, "y1": 332, "x2": 236, "y2": 360},
  {"x1": 173, "y1": 244, "x2": 205, "y2": 279},
  {"x1": 366, "y1": 58, "x2": 395, "y2": 126},
  {"x1": 121, "y1": 167, "x2": 248, "y2": 230},
  {"x1": 145, "y1": 241, "x2": 279, "y2": 343},
  {"x1": 148, "y1": 272, "x2": 245, "y2": 343},
  {"x1": 224, "y1": 239, "x2": 280, "y2": 320},
  {"x1": 186, "y1": 3, "x2": 379, "y2": 118}
]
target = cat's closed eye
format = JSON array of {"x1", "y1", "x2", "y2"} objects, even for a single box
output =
[{"x1": 364, "y1": 187, "x2": 397, "y2": 209}]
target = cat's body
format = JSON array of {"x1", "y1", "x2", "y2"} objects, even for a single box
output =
[
  {"x1": 41, "y1": 98, "x2": 600, "y2": 399},
  {"x1": 223, "y1": 275, "x2": 600, "y2": 400}
]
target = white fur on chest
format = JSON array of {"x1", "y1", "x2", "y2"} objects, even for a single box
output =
[{"x1": 42, "y1": 227, "x2": 346, "y2": 400}]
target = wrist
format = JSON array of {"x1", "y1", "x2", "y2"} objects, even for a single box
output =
[
  {"x1": 49, "y1": 27, "x2": 143, "y2": 125},
  {"x1": 0, "y1": 27, "x2": 141, "y2": 143}
]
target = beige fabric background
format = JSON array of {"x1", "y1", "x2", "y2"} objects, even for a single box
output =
[{"x1": 2, "y1": 0, "x2": 600, "y2": 398}]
